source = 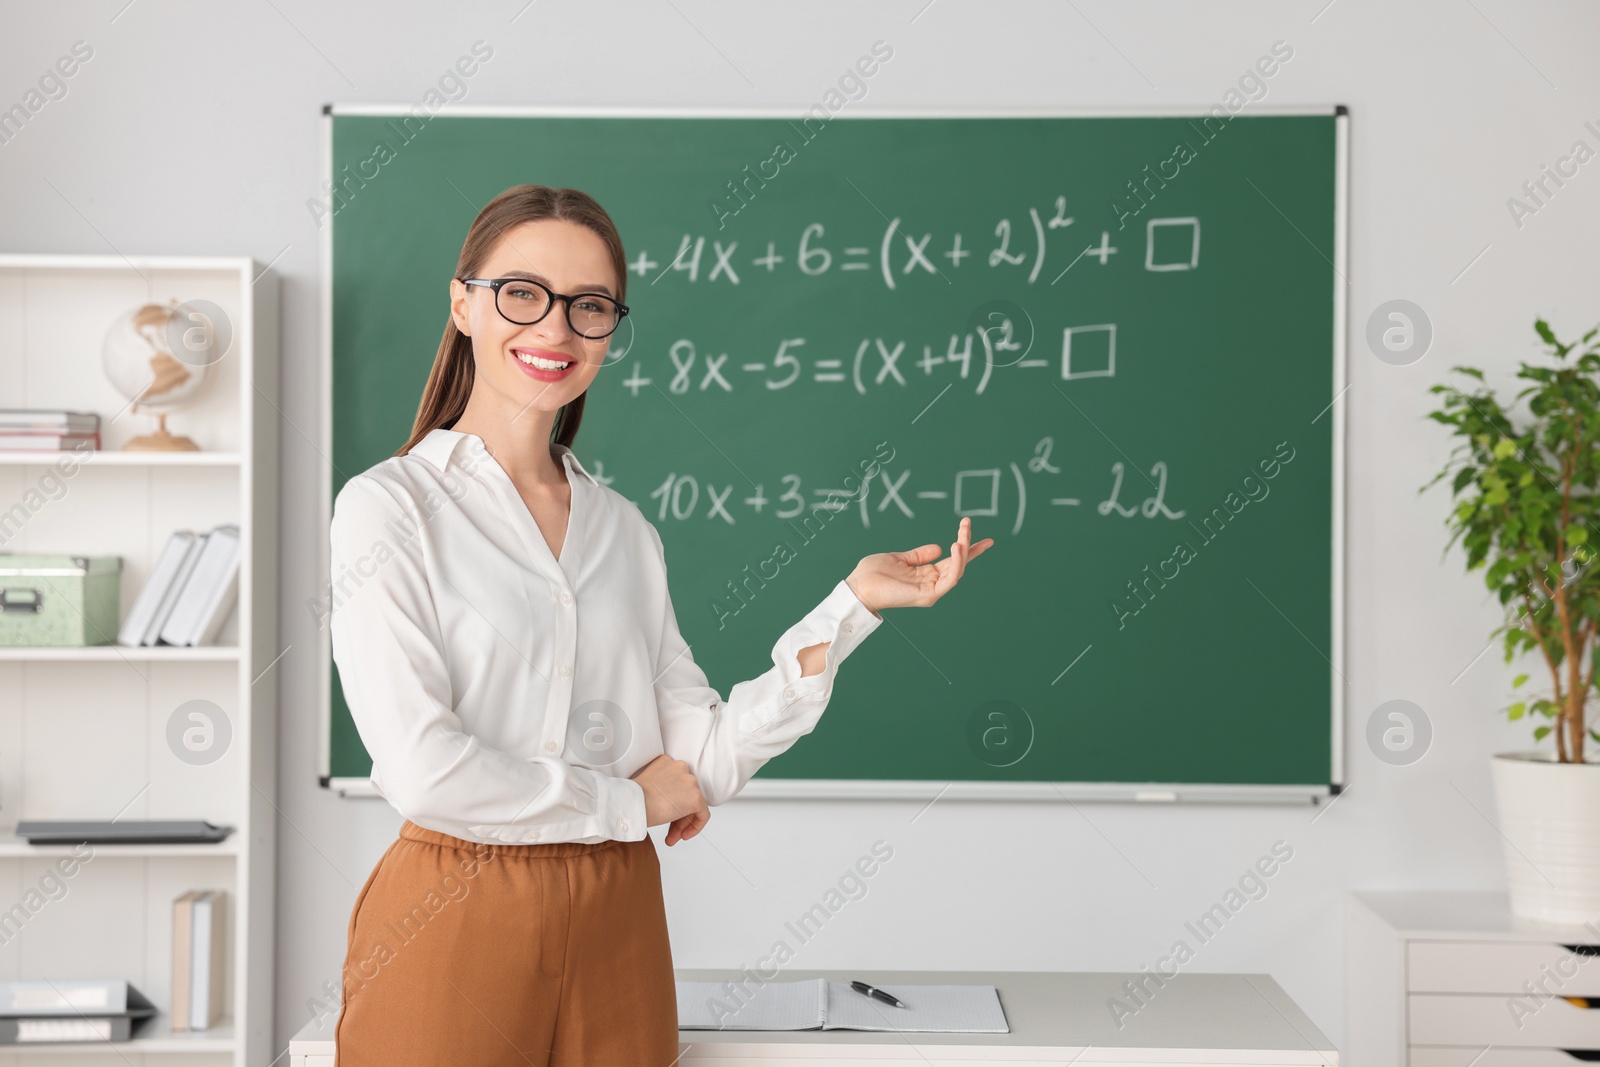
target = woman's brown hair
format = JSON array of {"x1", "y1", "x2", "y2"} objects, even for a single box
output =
[{"x1": 394, "y1": 184, "x2": 628, "y2": 459}]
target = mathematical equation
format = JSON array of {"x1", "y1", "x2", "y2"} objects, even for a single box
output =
[
  {"x1": 628, "y1": 207, "x2": 1202, "y2": 290},
  {"x1": 619, "y1": 438, "x2": 1185, "y2": 535},
  {"x1": 618, "y1": 321, "x2": 1120, "y2": 398}
]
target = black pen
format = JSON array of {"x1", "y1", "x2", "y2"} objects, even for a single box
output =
[{"x1": 849, "y1": 980, "x2": 906, "y2": 1008}]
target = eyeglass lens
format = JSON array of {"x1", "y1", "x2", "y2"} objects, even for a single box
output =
[{"x1": 498, "y1": 281, "x2": 621, "y2": 339}]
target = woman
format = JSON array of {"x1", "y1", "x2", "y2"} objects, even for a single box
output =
[{"x1": 328, "y1": 184, "x2": 992, "y2": 1066}]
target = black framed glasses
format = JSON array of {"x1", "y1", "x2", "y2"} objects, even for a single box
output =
[{"x1": 459, "y1": 277, "x2": 630, "y2": 340}]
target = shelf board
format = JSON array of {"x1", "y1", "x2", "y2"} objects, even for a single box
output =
[
  {"x1": 0, "y1": 646, "x2": 240, "y2": 662},
  {"x1": 0, "y1": 1017, "x2": 236, "y2": 1054},
  {"x1": 0, "y1": 837, "x2": 238, "y2": 858},
  {"x1": 0, "y1": 450, "x2": 241, "y2": 466}
]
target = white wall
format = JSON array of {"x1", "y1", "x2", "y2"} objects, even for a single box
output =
[{"x1": 4, "y1": 1, "x2": 1598, "y2": 1059}]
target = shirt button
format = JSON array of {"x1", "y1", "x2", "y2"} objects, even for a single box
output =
[
  {"x1": 559, "y1": 664, "x2": 572, "y2": 677},
  {"x1": 545, "y1": 739, "x2": 558, "y2": 753},
  {"x1": 783, "y1": 687, "x2": 796, "y2": 700},
  {"x1": 843, "y1": 622, "x2": 854, "y2": 633},
  {"x1": 559, "y1": 590, "x2": 573, "y2": 605},
  {"x1": 619, "y1": 820, "x2": 630, "y2": 833}
]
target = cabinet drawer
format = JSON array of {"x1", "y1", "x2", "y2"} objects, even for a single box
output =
[
  {"x1": 1411, "y1": 993, "x2": 1600, "y2": 1046},
  {"x1": 1410, "y1": 940, "x2": 1600, "y2": 995},
  {"x1": 1412, "y1": 1049, "x2": 1600, "y2": 1066}
]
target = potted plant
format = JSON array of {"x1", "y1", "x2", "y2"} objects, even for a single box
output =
[{"x1": 1426, "y1": 317, "x2": 1600, "y2": 924}]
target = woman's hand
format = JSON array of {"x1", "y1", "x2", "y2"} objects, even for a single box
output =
[
  {"x1": 629, "y1": 754, "x2": 710, "y2": 845},
  {"x1": 845, "y1": 516, "x2": 993, "y2": 616}
]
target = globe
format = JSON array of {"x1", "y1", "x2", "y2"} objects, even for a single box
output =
[{"x1": 101, "y1": 300, "x2": 219, "y2": 451}]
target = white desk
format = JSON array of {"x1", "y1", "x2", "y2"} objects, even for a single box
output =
[{"x1": 290, "y1": 968, "x2": 1337, "y2": 1065}]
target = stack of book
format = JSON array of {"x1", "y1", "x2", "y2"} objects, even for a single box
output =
[
  {"x1": 0, "y1": 979, "x2": 155, "y2": 1043},
  {"x1": 116, "y1": 524, "x2": 240, "y2": 647},
  {"x1": 0, "y1": 410, "x2": 100, "y2": 452},
  {"x1": 172, "y1": 890, "x2": 225, "y2": 1031}
]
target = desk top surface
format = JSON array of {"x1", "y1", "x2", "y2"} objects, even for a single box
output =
[{"x1": 293, "y1": 969, "x2": 1336, "y2": 1062}]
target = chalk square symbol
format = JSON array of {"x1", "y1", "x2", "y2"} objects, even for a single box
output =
[
  {"x1": 954, "y1": 469, "x2": 1001, "y2": 517},
  {"x1": 1145, "y1": 217, "x2": 1201, "y2": 271},
  {"x1": 1062, "y1": 323, "x2": 1116, "y2": 380}
]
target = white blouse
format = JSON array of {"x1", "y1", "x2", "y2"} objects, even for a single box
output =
[{"x1": 328, "y1": 427, "x2": 883, "y2": 845}]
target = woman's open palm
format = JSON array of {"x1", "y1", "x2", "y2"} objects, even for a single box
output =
[{"x1": 845, "y1": 517, "x2": 994, "y2": 614}]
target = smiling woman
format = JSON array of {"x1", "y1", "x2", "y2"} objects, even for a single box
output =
[
  {"x1": 326, "y1": 183, "x2": 987, "y2": 1065},
  {"x1": 433, "y1": 203, "x2": 625, "y2": 452}
]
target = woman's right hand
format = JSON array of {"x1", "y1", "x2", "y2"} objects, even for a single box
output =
[{"x1": 629, "y1": 754, "x2": 710, "y2": 845}]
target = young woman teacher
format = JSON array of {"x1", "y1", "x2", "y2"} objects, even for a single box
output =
[{"x1": 328, "y1": 184, "x2": 992, "y2": 1066}]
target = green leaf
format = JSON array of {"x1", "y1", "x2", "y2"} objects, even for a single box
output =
[
  {"x1": 1513, "y1": 673, "x2": 1530, "y2": 687},
  {"x1": 1535, "y1": 725, "x2": 1552, "y2": 741},
  {"x1": 1493, "y1": 439, "x2": 1519, "y2": 460},
  {"x1": 1508, "y1": 702, "x2": 1527, "y2": 720}
]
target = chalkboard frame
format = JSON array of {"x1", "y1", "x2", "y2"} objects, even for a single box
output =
[{"x1": 317, "y1": 104, "x2": 1349, "y2": 806}]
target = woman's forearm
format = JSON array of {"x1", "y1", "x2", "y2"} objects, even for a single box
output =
[{"x1": 797, "y1": 640, "x2": 830, "y2": 677}]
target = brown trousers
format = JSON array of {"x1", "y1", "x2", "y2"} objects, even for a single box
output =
[{"x1": 335, "y1": 820, "x2": 679, "y2": 1066}]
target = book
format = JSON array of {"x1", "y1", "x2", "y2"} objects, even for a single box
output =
[
  {"x1": 147, "y1": 531, "x2": 207, "y2": 646},
  {"x1": 7, "y1": 1017, "x2": 129, "y2": 1042},
  {"x1": 0, "y1": 410, "x2": 100, "y2": 433},
  {"x1": 157, "y1": 524, "x2": 239, "y2": 647},
  {"x1": 676, "y1": 979, "x2": 1009, "y2": 1033},
  {"x1": 172, "y1": 891, "x2": 200, "y2": 1031},
  {"x1": 117, "y1": 531, "x2": 197, "y2": 647},
  {"x1": 189, "y1": 890, "x2": 224, "y2": 1030},
  {"x1": 0, "y1": 432, "x2": 100, "y2": 451}
]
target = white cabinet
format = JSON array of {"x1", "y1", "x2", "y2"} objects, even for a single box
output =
[
  {"x1": 1349, "y1": 891, "x2": 1600, "y2": 1067},
  {"x1": 0, "y1": 255, "x2": 278, "y2": 1066}
]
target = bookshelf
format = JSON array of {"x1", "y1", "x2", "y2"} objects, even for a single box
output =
[{"x1": 0, "y1": 255, "x2": 278, "y2": 1066}]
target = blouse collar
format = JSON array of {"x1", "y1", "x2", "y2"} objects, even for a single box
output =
[{"x1": 409, "y1": 427, "x2": 599, "y2": 486}]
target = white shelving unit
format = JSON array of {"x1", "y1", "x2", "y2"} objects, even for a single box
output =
[
  {"x1": 1349, "y1": 890, "x2": 1600, "y2": 1066},
  {"x1": 0, "y1": 255, "x2": 278, "y2": 1066}
]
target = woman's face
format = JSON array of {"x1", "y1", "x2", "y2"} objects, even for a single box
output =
[{"x1": 449, "y1": 218, "x2": 619, "y2": 419}]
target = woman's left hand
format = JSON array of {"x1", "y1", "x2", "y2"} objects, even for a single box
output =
[
  {"x1": 665, "y1": 808, "x2": 708, "y2": 846},
  {"x1": 845, "y1": 517, "x2": 993, "y2": 616}
]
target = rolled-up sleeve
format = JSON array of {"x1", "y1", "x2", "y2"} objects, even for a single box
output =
[
  {"x1": 645, "y1": 523, "x2": 883, "y2": 806},
  {"x1": 329, "y1": 474, "x2": 647, "y2": 843}
]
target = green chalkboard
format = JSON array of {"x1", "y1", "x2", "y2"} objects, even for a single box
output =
[{"x1": 323, "y1": 107, "x2": 1346, "y2": 800}]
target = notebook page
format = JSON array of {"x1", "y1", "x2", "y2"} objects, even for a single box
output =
[
  {"x1": 823, "y1": 982, "x2": 1009, "y2": 1033},
  {"x1": 676, "y1": 978, "x2": 827, "y2": 1030}
]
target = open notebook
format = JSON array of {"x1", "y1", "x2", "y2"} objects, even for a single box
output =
[{"x1": 677, "y1": 978, "x2": 1009, "y2": 1033}]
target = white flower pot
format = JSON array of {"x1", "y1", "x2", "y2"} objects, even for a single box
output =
[{"x1": 1490, "y1": 752, "x2": 1600, "y2": 924}]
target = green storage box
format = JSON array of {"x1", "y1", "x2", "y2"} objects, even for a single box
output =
[{"x1": 0, "y1": 554, "x2": 123, "y2": 647}]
